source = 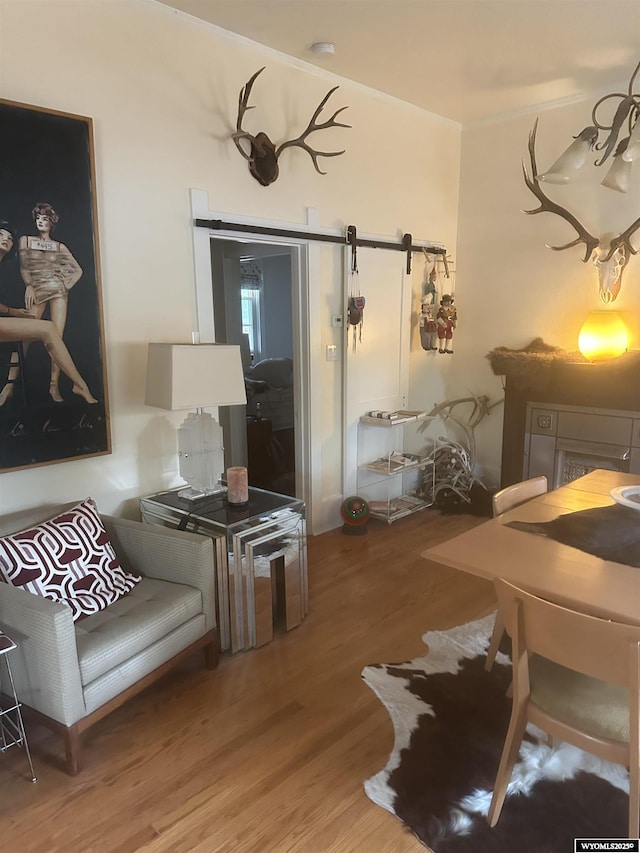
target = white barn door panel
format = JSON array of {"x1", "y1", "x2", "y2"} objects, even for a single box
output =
[{"x1": 343, "y1": 248, "x2": 412, "y2": 497}]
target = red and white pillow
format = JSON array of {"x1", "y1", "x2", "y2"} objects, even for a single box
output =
[{"x1": 0, "y1": 498, "x2": 141, "y2": 621}]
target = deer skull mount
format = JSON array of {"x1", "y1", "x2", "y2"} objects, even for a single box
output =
[
  {"x1": 524, "y1": 119, "x2": 640, "y2": 304},
  {"x1": 232, "y1": 67, "x2": 351, "y2": 187},
  {"x1": 593, "y1": 241, "x2": 627, "y2": 303}
]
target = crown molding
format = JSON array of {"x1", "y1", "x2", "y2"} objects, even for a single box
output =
[{"x1": 146, "y1": 0, "x2": 460, "y2": 128}]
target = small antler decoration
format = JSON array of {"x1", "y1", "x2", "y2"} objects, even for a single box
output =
[{"x1": 232, "y1": 67, "x2": 351, "y2": 186}]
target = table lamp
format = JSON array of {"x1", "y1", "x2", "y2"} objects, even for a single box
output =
[
  {"x1": 577, "y1": 311, "x2": 629, "y2": 362},
  {"x1": 145, "y1": 343, "x2": 247, "y2": 500}
]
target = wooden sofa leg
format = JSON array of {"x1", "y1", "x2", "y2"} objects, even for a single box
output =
[
  {"x1": 64, "y1": 725, "x2": 81, "y2": 776},
  {"x1": 204, "y1": 638, "x2": 219, "y2": 670}
]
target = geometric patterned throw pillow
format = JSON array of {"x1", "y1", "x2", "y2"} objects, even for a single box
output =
[{"x1": 0, "y1": 498, "x2": 141, "y2": 622}]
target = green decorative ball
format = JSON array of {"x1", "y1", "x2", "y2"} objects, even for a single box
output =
[{"x1": 340, "y1": 495, "x2": 370, "y2": 526}]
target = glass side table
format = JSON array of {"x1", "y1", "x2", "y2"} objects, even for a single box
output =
[
  {"x1": 0, "y1": 631, "x2": 37, "y2": 782},
  {"x1": 140, "y1": 486, "x2": 307, "y2": 653}
]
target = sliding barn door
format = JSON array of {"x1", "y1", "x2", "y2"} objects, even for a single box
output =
[{"x1": 343, "y1": 247, "x2": 412, "y2": 496}]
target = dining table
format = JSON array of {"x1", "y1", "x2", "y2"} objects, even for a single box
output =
[{"x1": 422, "y1": 469, "x2": 640, "y2": 625}]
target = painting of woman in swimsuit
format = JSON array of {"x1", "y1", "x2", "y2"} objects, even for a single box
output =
[{"x1": 0, "y1": 98, "x2": 110, "y2": 472}]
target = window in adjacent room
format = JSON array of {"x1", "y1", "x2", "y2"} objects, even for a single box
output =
[{"x1": 240, "y1": 259, "x2": 263, "y2": 362}]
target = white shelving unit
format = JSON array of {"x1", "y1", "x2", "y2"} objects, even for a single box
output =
[
  {"x1": 357, "y1": 411, "x2": 435, "y2": 524},
  {"x1": 0, "y1": 631, "x2": 36, "y2": 782}
]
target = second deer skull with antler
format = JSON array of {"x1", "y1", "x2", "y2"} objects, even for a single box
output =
[
  {"x1": 524, "y1": 119, "x2": 640, "y2": 303},
  {"x1": 232, "y1": 67, "x2": 350, "y2": 187}
]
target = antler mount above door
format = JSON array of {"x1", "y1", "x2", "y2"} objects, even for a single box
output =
[{"x1": 232, "y1": 67, "x2": 350, "y2": 187}]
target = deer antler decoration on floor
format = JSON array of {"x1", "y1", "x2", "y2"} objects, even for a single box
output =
[
  {"x1": 523, "y1": 119, "x2": 640, "y2": 304},
  {"x1": 232, "y1": 67, "x2": 351, "y2": 186}
]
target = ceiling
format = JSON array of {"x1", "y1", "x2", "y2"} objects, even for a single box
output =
[{"x1": 158, "y1": 0, "x2": 640, "y2": 124}]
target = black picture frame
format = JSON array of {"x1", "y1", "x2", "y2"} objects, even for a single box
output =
[{"x1": 0, "y1": 99, "x2": 110, "y2": 473}]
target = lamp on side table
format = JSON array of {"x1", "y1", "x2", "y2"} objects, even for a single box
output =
[{"x1": 145, "y1": 342, "x2": 247, "y2": 501}]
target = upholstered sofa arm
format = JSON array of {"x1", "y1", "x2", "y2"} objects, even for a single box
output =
[
  {"x1": 0, "y1": 582, "x2": 85, "y2": 726},
  {"x1": 102, "y1": 515, "x2": 217, "y2": 633}
]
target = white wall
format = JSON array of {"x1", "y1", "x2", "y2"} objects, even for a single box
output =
[
  {"x1": 261, "y1": 255, "x2": 293, "y2": 361},
  {"x1": 0, "y1": 0, "x2": 460, "y2": 531},
  {"x1": 455, "y1": 103, "x2": 640, "y2": 486}
]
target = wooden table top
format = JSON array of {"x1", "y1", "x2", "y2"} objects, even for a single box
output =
[{"x1": 423, "y1": 470, "x2": 640, "y2": 624}]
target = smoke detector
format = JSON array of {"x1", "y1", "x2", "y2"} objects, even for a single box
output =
[{"x1": 310, "y1": 42, "x2": 336, "y2": 58}]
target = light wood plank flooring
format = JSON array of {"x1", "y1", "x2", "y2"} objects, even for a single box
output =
[{"x1": 0, "y1": 509, "x2": 495, "y2": 852}]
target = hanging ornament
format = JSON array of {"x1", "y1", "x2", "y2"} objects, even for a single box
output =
[
  {"x1": 348, "y1": 276, "x2": 365, "y2": 352},
  {"x1": 347, "y1": 226, "x2": 365, "y2": 352},
  {"x1": 436, "y1": 293, "x2": 457, "y2": 354},
  {"x1": 420, "y1": 252, "x2": 438, "y2": 352},
  {"x1": 435, "y1": 253, "x2": 457, "y2": 355}
]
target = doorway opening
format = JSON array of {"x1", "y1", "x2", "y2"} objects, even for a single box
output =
[{"x1": 209, "y1": 238, "x2": 303, "y2": 498}]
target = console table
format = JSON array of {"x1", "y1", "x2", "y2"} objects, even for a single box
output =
[{"x1": 140, "y1": 487, "x2": 307, "y2": 653}]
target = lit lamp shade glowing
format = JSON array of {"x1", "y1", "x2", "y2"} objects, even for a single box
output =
[{"x1": 578, "y1": 311, "x2": 629, "y2": 362}]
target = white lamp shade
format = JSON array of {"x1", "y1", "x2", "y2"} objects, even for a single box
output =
[
  {"x1": 601, "y1": 153, "x2": 632, "y2": 193},
  {"x1": 538, "y1": 126, "x2": 598, "y2": 184},
  {"x1": 145, "y1": 343, "x2": 247, "y2": 410},
  {"x1": 622, "y1": 118, "x2": 640, "y2": 162}
]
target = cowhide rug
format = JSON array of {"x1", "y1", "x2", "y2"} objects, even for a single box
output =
[{"x1": 362, "y1": 615, "x2": 629, "y2": 852}]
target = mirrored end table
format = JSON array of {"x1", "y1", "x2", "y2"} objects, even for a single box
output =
[{"x1": 140, "y1": 487, "x2": 307, "y2": 653}]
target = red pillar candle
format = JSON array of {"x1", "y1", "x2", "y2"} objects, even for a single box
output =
[{"x1": 227, "y1": 466, "x2": 249, "y2": 505}]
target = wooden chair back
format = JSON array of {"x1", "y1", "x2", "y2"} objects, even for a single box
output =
[
  {"x1": 484, "y1": 476, "x2": 548, "y2": 671},
  {"x1": 495, "y1": 578, "x2": 640, "y2": 686},
  {"x1": 492, "y1": 475, "x2": 547, "y2": 517},
  {"x1": 489, "y1": 578, "x2": 640, "y2": 837}
]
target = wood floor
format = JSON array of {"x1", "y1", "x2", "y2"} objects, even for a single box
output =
[{"x1": 0, "y1": 509, "x2": 495, "y2": 853}]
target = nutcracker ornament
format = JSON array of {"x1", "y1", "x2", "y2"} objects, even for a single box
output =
[
  {"x1": 420, "y1": 263, "x2": 438, "y2": 352},
  {"x1": 420, "y1": 292, "x2": 439, "y2": 351},
  {"x1": 437, "y1": 293, "x2": 457, "y2": 354}
]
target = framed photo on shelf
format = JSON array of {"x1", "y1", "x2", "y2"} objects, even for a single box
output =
[{"x1": 0, "y1": 99, "x2": 110, "y2": 473}]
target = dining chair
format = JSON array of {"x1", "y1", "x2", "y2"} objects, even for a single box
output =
[
  {"x1": 485, "y1": 475, "x2": 548, "y2": 671},
  {"x1": 487, "y1": 578, "x2": 639, "y2": 839},
  {"x1": 491, "y1": 475, "x2": 548, "y2": 517}
]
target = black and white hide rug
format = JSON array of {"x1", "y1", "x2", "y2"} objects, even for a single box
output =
[{"x1": 362, "y1": 615, "x2": 629, "y2": 852}]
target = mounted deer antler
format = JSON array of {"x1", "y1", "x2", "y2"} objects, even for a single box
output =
[
  {"x1": 232, "y1": 67, "x2": 350, "y2": 187},
  {"x1": 524, "y1": 119, "x2": 640, "y2": 304}
]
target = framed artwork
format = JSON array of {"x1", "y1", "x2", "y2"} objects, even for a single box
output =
[{"x1": 0, "y1": 99, "x2": 110, "y2": 473}]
